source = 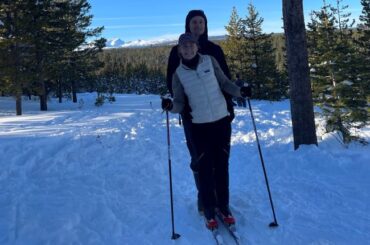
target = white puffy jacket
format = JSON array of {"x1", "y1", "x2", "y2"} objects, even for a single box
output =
[{"x1": 171, "y1": 54, "x2": 241, "y2": 124}]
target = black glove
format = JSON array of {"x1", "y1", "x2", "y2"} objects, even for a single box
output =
[
  {"x1": 240, "y1": 86, "x2": 252, "y2": 98},
  {"x1": 161, "y1": 98, "x2": 173, "y2": 111}
]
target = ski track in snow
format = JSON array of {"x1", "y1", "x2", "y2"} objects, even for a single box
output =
[{"x1": 0, "y1": 94, "x2": 369, "y2": 245}]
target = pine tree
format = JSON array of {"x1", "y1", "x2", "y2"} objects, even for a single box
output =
[
  {"x1": 0, "y1": 0, "x2": 34, "y2": 115},
  {"x1": 26, "y1": 0, "x2": 57, "y2": 111},
  {"x1": 307, "y1": 1, "x2": 338, "y2": 102},
  {"x1": 49, "y1": 0, "x2": 105, "y2": 104},
  {"x1": 331, "y1": 0, "x2": 355, "y2": 40},
  {"x1": 223, "y1": 7, "x2": 244, "y2": 79},
  {"x1": 356, "y1": 0, "x2": 370, "y2": 103},
  {"x1": 241, "y1": 4, "x2": 281, "y2": 100},
  {"x1": 307, "y1": 0, "x2": 368, "y2": 144},
  {"x1": 0, "y1": 0, "x2": 105, "y2": 111}
]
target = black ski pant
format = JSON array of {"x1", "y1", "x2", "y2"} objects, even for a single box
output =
[
  {"x1": 182, "y1": 116, "x2": 202, "y2": 202},
  {"x1": 192, "y1": 116, "x2": 231, "y2": 219}
]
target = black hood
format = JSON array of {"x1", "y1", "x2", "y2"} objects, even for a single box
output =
[{"x1": 185, "y1": 10, "x2": 208, "y2": 46}]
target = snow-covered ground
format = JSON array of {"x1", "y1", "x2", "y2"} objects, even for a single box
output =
[{"x1": 0, "y1": 94, "x2": 369, "y2": 245}]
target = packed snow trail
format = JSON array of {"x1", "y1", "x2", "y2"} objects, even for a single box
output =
[{"x1": 0, "y1": 94, "x2": 369, "y2": 244}]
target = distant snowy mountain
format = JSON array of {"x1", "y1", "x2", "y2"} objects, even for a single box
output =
[
  {"x1": 105, "y1": 37, "x2": 176, "y2": 49},
  {"x1": 105, "y1": 35, "x2": 227, "y2": 49},
  {"x1": 105, "y1": 38, "x2": 125, "y2": 48},
  {"x1": 121, "y1": 38, "x2": 177, "y2": 48}
]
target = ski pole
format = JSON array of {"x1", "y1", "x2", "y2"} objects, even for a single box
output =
[
  {"x1": 165, "y1": 110, "x2": 181, "y2": 239},
  {"x1": 247, "y1": 98, "x2": 279, "y2": 227}
]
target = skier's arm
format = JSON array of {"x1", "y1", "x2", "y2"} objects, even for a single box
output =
[
  {"x1": 170, "y1": 72, "x2": 185, "y2": 113},
  {"x1": 210, "y1": 56, "x2": 242, "y2": 98}
]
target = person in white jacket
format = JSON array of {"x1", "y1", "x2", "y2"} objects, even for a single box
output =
[{"x1": 162, "y1": 33, "x2": 251, "y2": 230}]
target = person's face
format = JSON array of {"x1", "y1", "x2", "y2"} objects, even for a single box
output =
[
  {"x1": 179, "y1": 42, "x2": 198, "y2": 60},
  {"x1": 189, "y1": 16, "x2": 205, "y2": 37}
]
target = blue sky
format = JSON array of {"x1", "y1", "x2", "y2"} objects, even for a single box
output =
[{"x1": 89, "y1": 0, "x2": 363, "y2": 41}]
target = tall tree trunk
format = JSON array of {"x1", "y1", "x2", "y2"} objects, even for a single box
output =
[
  {"x1": 15, "y1": 48, "x2": 22, "y2": 116},
  {"x1": 71, "y1": 80, "x2": 77, "y2": 103},
  {"x1": 39, "y1": 96, "x2": 47, "y2": 110},
  {"x1": 282, "y1": 0, "x2": 318, "y2": 149},
  {"x1": 58, "y1": 79, "x2": 62, "y2": 103},
  {"x1": 16, "y1": 90, "x2": 22, "y2": 116},
  {"x1": 39, "y1": 81, "x2": 47, "y2": 111}
]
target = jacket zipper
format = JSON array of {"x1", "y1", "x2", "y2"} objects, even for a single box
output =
[{"x1": 196, "y1": 65, "x2": 215, "y2": 120}]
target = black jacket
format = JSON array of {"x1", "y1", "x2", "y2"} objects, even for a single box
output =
[{"x1": 166, "y1": 41, "x2": 235, "y2": 120}]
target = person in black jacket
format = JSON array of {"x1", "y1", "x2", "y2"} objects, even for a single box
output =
[{"x1": 166, "y1": 10, "x2": 235, "y2": 213}]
